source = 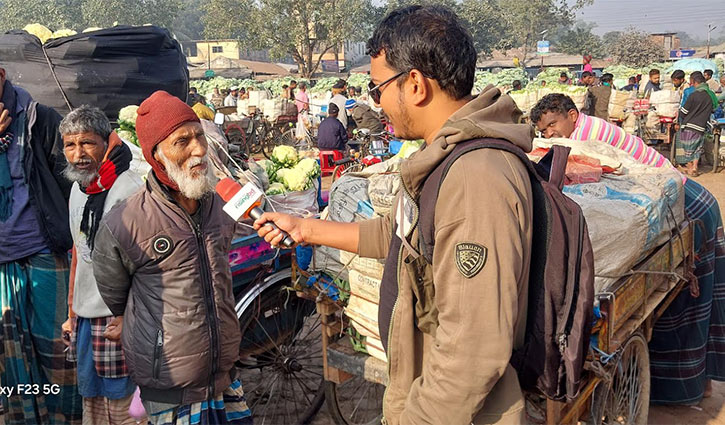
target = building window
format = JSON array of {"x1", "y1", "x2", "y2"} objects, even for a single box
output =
[
  {"x1": 184, "y1": 44, "x2": 198, "y2": 57},
  {"x1": 212, "y1": 46, "x2": 224, "y2": 53}
]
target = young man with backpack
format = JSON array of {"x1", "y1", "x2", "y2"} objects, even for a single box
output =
[{"x1": 255, "y1": 6, "x2": 593, "y2": 424}]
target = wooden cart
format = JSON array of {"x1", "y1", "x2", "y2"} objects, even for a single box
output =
[{"x1": 308, "y1": 221, "x2": 694, "y2": 425}]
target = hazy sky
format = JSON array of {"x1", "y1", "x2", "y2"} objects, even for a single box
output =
[{"x1": 573, "y1": 0, "x2": 725, "y2": 40}]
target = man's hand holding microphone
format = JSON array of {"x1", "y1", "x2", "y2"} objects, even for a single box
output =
[{"x1": 216, "y1": 177, "x2": 361, "y2": 252}]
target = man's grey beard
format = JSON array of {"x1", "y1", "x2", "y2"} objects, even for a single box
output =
[
  {"x1": 158, "y1": 150, "x2": 217, "y2": 200},
  {"x1": 63, "y1": 161, "x2": 98, "y2": 187}
]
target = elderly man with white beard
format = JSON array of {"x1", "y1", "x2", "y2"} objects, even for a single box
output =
[
  {"x1": 59, "y1": 105, "x2": 143, "y2": 425},
  {"x1": 92, "y1": 91, "x2": 252, "y2": 425}
]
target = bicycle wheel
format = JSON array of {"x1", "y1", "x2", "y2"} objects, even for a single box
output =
[
  {"x1": 236, "y1": 273, "x2": 325, "y2": 425},
  {"x1": 261, "y1": 126, "x2": 281, "y2": 160},
  {"x1": 225, "y1": 125, "x2": 250, "y2": 158},
  {"x1": 277, "y1": 127, "x2": 298, "y2": 147},
  {"x1": 249, "y1": 122, "x2": 267, "y2": 155},
  {"x1": 591, "y1": 332, "x2": 650, "y2": 425},
  {"x1": 325, "y1": 377, "x2": 385, "y2": 425}
]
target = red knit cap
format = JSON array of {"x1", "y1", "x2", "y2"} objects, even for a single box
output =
[{"x1": 136, "y1": 90, "x2": 200, "y2": 190}]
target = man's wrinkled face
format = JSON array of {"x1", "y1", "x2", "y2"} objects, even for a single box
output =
[
  {"x1": 155, "y1": 122, "x2": 216, "y2": 200},
  {"x1": 535, "y1": 110, "x2": 578, "y2": 139},
  {"x1": 370, "y1": 53, "x2": 416, "y2": 140},
  {"x1": 62, "y1": 131, "x2": 106, "y2": 187}
]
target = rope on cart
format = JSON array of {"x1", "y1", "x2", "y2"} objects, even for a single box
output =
[{"x1": 40, "y1": 45, "x2": 73, "y2": 112}]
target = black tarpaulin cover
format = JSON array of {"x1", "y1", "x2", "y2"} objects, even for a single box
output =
[{"x1": 0, "y1": 25, "x2": 189, "y2": 121}]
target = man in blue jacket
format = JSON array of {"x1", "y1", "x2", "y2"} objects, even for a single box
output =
[
  {"x1": 0, "y1": 67, "x2": 82, "y2": 424},
  {"x1": 317, "y1": 103, "x2": 348, "y2": 152}
]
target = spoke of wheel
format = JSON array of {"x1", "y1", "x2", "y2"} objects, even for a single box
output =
[
  {"x1": 253, "y1": 314, "x2": 285, "y2": 357},
  {"x1": 350, "y1": 382, "x2": 374, "y2": 421},
  {"x1": 259, "y1": 372, "x2": 282, "y2": 423},
  {"x1": 291, "y1": 372, "x2": 314, "y2": 405},
  {"x1": 292, "y1": 372, "x2": 317, "y2": 395}
]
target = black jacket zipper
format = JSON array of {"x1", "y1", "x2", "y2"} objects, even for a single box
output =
[
  {"x1": 191, "y1": 212, "x2": 220, "y2": 397},
  {"x1": 153, "y1": 329, "x2": 163, "y2": 379}
]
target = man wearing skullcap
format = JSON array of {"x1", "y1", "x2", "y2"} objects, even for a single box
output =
[{"x1": 92, "y1": 91, "x2": 252, "y2": 424}]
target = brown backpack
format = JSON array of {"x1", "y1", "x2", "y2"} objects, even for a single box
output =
[{"x1": 418, "y1": 138, "x2": 595, "y2": 401}]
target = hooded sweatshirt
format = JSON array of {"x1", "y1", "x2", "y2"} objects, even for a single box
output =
[{"x1": 358, "y1": 86, "x2": 535, "y2": 424}]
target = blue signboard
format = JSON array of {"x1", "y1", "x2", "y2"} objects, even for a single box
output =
[
  {"x1": 537, "y1": 40, "x2": 550, "y2": 55},
  {"x1": 670, "y1": 49, "x2": 696, "y2": 59}
]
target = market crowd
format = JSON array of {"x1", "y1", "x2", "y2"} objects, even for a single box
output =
[{"x1": 1, "y1": 4, "x2": 725, "y2": 425}]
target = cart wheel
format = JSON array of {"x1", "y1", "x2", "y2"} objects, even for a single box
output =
[
  {"x1": 236, "y1": 275, "x2": 325, "y2": 425},
  {"x1": 592, "y1": 332, "x2": 650, "y2": 425},
  {"x1": 325, "y1": 377, "x2": 385, "y2": 425}
]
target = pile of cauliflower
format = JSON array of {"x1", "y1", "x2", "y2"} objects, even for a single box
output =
[
  {"x1": 116, "y1": 105, "x2": 139, "y2": 146},
  {"x1": 257, "y1": 146, "x2": 321, "y2": 195}
]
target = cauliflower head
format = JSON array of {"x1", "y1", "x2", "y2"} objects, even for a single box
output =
[
  {"x1": 271, "y1": 145, "x2": 298, "y2": 167},
  {"x1": 23, "y1": 24, "x2": 52, "y2": 44},
  {"x1": 266, "y1": 182, "x2": 287, "y2": 196},
  {"x1": 283, "y1": 168, "x2": 314, "y2": 192},
  {"x1": 51, "y1": 29, "x2": 77, "y2": 39},
  {"x1": 294, "y1": 157, "x2": 321, "y2": 179},
  {"x1": 118, "y1": 105, "x2": 139, "y2": 125}
]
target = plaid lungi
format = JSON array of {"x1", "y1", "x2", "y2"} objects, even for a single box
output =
[
  {"x1": 67, "y1": 316, "x2": 128, "y2": 379},
  {"x1": 649, "y1": 179, "x2": 725, "y2": 404},
  {"x1": 1, "y1": 253, "x2": 82, "y2": 424},
  {"x1": 675, "y1": 128, "x2": 705, "y2": 165}
]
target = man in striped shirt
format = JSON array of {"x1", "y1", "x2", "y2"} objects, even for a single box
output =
[
  {"x1": 530, "y1": 93, "x2": 670, "y2": 169},
  {"x1": 530, "y1": 91, "x2": 725, "y2": 406}
]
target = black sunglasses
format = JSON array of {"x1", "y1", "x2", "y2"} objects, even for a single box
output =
[{"x1": 368, "y1": 71, "x2": 406, "y2": 104}]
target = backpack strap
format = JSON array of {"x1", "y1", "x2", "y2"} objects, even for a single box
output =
[{"x1": 418, "y1": 138, "x2": 571, "y2": 264}]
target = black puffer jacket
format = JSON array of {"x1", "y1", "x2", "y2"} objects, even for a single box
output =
[{"x1": 93, "y1": 172, "x2": 240, "y2": 404}]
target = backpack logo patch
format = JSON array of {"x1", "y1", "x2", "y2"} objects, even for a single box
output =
[{"x1": 455, "y1": 243, "x2": 487, "y2": 278}]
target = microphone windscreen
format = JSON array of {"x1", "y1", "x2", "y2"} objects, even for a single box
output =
[{"x1": 215, "y1": 178, "x2": 242, "y2": 202}]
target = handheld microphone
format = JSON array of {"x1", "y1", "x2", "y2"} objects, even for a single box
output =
[{"x1": 216, "y1": 178, "x2": 295, "y2": 248}]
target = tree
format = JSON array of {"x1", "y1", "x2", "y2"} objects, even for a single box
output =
[
  {"x1": 601, "y1": 31, "x2": 622, "y2": 50},
  {"x1": 172, "y1": 0, "x2": 206, "y2": 40},
  {"x1": 383, "y1": 0, "x2": 457, "y2": 16},
  {"x1": 206, "y1": 0, "x2": 375, "y2": 78},
  {"x1": 81, "y1": 0, "x2": 182, "y2": 29},
  {"x1": 496, "y1": 0, "x2": 593, "y2": 65},
  {"x1": 458, "y1": 0, "x2": 509, "y2": 58},
  {"x1": 609, "y1": 30, "x2": 665, "y2": 67},
  {"x1": 202, "y1": 0, "x2": 254, "y2": 40},
  {"x1": 0, "y1": 0, "x2": 182, "y2": 32},
  {"x1": 555, "y1": 24, "x2": 604, "y2": 57},
  {"x1": 0, "y1": 0, "x2": 82, "y2": 32}
]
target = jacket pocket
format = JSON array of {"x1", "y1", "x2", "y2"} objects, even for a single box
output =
[
  {"x1": 402, "y1": 253, "x2": 438, "y2": 336},
  {"x1": 153, "y1": 329, "x2": 163, "y2": 380}
]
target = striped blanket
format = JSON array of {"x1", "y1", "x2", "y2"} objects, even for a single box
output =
[
  {"x1": 570, "y1": 112, "x2": 670, "y2": 168},
  {"x1": 649, "y1": 179, "x2": 725, "y2": 404},
  {"x1": 147, "y1": 380, "x2": 252, "y2": 425},
  {"x1": 1, "y1": 253, "x2": 82, "y2": 424}
]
